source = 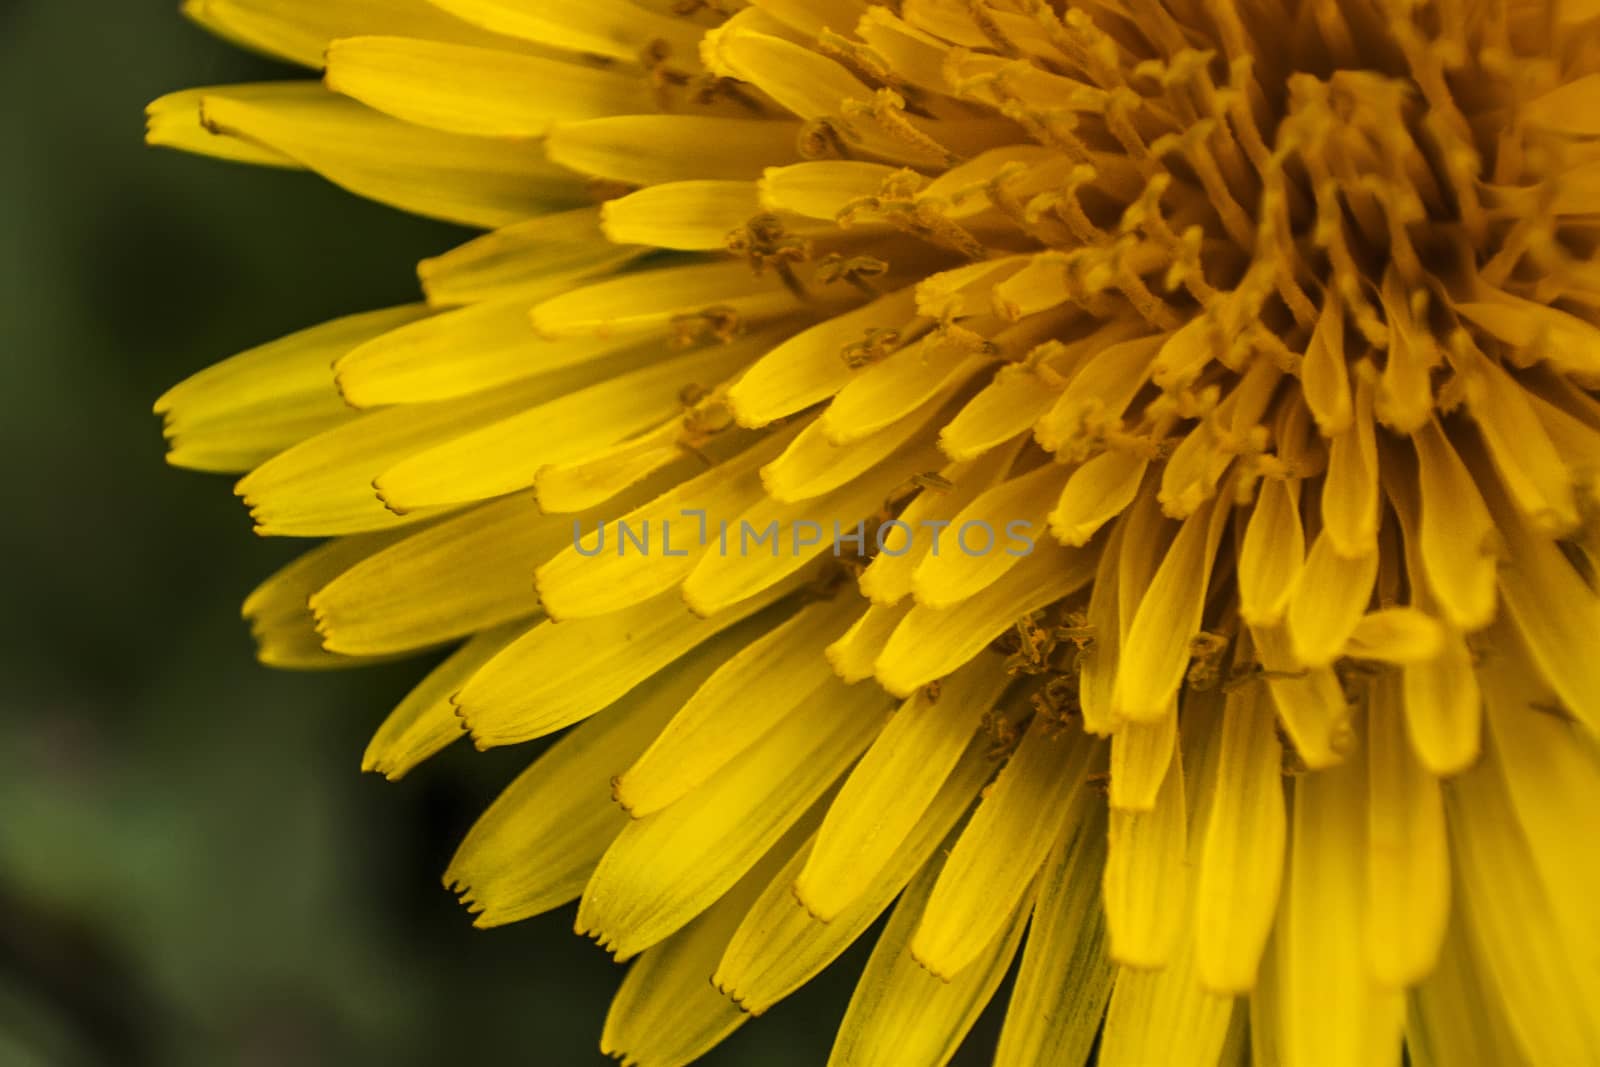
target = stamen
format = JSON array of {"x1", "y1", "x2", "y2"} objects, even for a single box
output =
[
  {"x1": 815, "y1": 253, "x2": 891, "y2": 294},
  {"x1": 842, "y1": 89, "x2": 961, "y2": 165},
  {"x1": 670, "y1": 306, "x2": 743, "y2": 346},
  {"x1": 798, "y1": 117, "x2": 851, "y2": 160}
]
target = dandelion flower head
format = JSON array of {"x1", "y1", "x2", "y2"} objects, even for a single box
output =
[{"x1": 149, "y1": 0, "x2": 1600, "y2": 1063}]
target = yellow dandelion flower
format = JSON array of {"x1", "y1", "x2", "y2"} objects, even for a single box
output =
[{"x1": 152, "y1": 0, "x2": 1600, "y2": 1063}]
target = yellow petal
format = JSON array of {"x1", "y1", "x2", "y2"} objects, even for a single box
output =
[
  {"x1": 857, "y1": 445, "x2": 1017, "y2": 606},
  {"x1": 1385, "y1": 457, "x2": 1483, "y2": 774},
  {"x1": 309, "y1": 493, "x2": 567, "y2": 655},
  {"x1": 416, "y1": 207, "x2": 641, "y2": 308},
  {"x1": 444, "y1": 642, "x2": 723, "y2": 927},
  {"x1": 1034, "y1": 333, "x2": 1165, "y2": 455},
  {"x1": 1454, "y1": 288, "x2": 1600, "y2": 380},
  {"x1": 548, "y1": 116, "x2": 804, "y2": 185},
  {"x1": 576, "y1": 675, "x2": 883, "y2": 960},
  {"x1": 1237, "y1": 476, "x2": 1305, "y2": 626},
  {"x1": 1301, "y1": 294, "x2": 1352, "y2": 433},
  {"x1": 713, "y1": 728, "x2": 998, "y2": 1016},
  {"x1": 158, "y1": 304, "x2": 425, "y2": 472},
  {"x1": 1480, "y1": 619, "x2": 1600, "y2": 974},
  {"x1": 372, "y1": 339, "x2": 753, "y2": 511},
  {"x1": 990, "y1": 252, "x2": 1086, "y2": 322},
  {"x1": 1250, "y1": 621, "x2": 1352, "y2": 770},
  {"x1": 911, "y1": 716, "x2": 1099, "y2": 979},
  {"x1": 1401, "y1": 625, "x2": 1482, "y2": 776},
  {"x1": 994, "y1": 796, "x2": 1113, "y2": 1067},
  {"x1": 1320, "y1": 374, "x2": 1380, "y2": 557},
  {"x1": 1373, "y1": 274, "x2": 1441, "y2": 434},
  {"x1": 728, "y1": 286, "x2": 922, "y2": 427},
  {"x1": 181, "y1": 0, "x2": 522, "y2": 68},
  {"x1": 361, "y1": 622, "x2": 523, "y2": 781},
  {"x1": 681, "y1": 435, "x2": 944, "y2": 617},
  {"x1": 932, "y1": 151, "x2": 1076, "y2": 211},
  {"x1": 1521, "y1": 72, "x2": 1600, "y2": 134},
  {"x1": 456, "y1": 578, "x2": 801, "y2": 748},
  {"x1": 795, "y1": 656, "x2": 1010, "y2": 921},
  {"x1": 1447, "y1": 721, "x2": 1600, "y2": 1063},
  {"x1": 1160, "y1": 359, "x2": 1281, "y2": 519},
  {"x1": 531, "y1": 259, "x2": 813, "y2": 341},
  {"x1": 1342, "y1": 607, "x2": 1444, "y2": 664},
  {"x1": 911, "y1": 461, "x2": 1063, "y2": 609},
  {"x1": 1050, "y1": 448, "x2": 1150, "y2": 547},
  {"x1": 533, "y1": 418, "x2": 701, "y2": 516},
  {"x1": 935, "y1": 6, "x2": 1070, "y2": 62},
  {"x1": 198, "y1": 88, "x2": 586, "y2": 228},
  {"x1": 763, "y1": 384, "x2": 958, "y2": 504},
  {"x1": 1077, "y1": 512, "x2": 1130, "y2": 735},
  {"x1": 1107, "y1": 694, "x2": 1235, "y2": 1058},
  {"x1": 697, "y1": 1, "x2": 805, "y2": 61},
  {"x1": 1100, "y1": 687, "x2": 1235, "y2": 1062},
  {"x1": 1249, "y1": 925, "x2": 1285, "y2": 1067},
  {"x1": 1406, "y1": 900, "x2": 1527, "y2": 1067},
  {"x1": 855, "y1": 7, "x2": 954, "y2": 95},
  {"x1": 828, "y1": 850, "x2": 1031, "y2": 1067},
  {"x1": 750, "y1": 0, "x2": 870, "y2": 37},
  {"x1": 1113, "y1": 494, "x2": 1231, "y2": 721},
  {"x1": 900, "y1": 0, "x2": 992, "y2": 49},
  {"x1": 614, "y1": 595, "x2": 860, "y2": 818},
  {"x1": 825, "y1": 600, "x2": 911, "y2": 682},
  {"x1": 241, "y1": 530, "x2": 408, "y2": 669},
  {"x1": 235, "y1": 373, "x2": 564, "y2": 537},
  {"x1": 940, "y1": 363, "x2": 1059, "y2": 461},
  {"x1": 822, "y1": 330, "x2": 996, "y2": 445},
  {"x1": 537, "y1": 428, "x2": 794, "y2": 620},
  {"x1": 708, "y1": 26, "x2": 871, "y2": 122},
  {"x1": 425, "y1": 0, "x2": 704, "y2": 62},
  {"x1": 1099, "y1": 487, "x2": 1174, "y2": 728},
  {"x1": 915, "y1": 258, "x2": 1028, "y2": 320},
  {"x1": 325, "y1": 37, "x2": 650, "y2": 139},
  {"x1": 1365, "y1": 676, "x2": 1449, "y2": 987},
  {"x1": 599, "y1": 827, "x2": 805, "y2": 1067},
  {"x1": 1548, "y1": 158, "x2": 1600, "y2": 215},
  {"x1": 601, "y1": 915, "x2": 747, "y2": 1066},
  {"x1": 334, "y1": 298, "x2": 643, "y2": 409},
  {"x1": 875, "y1": 538, "x2": 1099, "y2": 697},
  {"x1": 1148, "y1": 314, "x2": 1220, "y2": 393},
  {"x1": 1194, "y1": 680, "x2": 1285, "y2": 993},
  {"x1": 1411, "y1": 419, "x2": 1498, "y2": 630},
  {"x1": 1108, "y1": 702, "x2": 1176, "y2": 813},
  {"x1": 758, "y1": 160, "x2": 901, "y2": 219},
  {"x1": 1100, "y1": 945, "x2": 1236, "y2": 1067},
  {"x1": 1474, "y1": 438, "x2": 1600, "y2": 733},
  {"x1": 145, "y1": 84, "x2": 301, "y2": 167},
  {"x1": 1559, "y1": 0, "x2": 1600, "y2": 27},
  {"x1": 1286, "y1": 530, "x2": 1377, "y2": 667},
  {"x1": 602, "y1": 181, "x2": 766, "y2": 250},
  {"x1": 1273, "y1": 735, "x2": 1404, "y2": 1067},
  {"x1": 1103, "y1": 722, "x2": 1187, "y2": 969},
  {"x1": 1456, "y1": 343, "x2": 1580, "y2": 534}
]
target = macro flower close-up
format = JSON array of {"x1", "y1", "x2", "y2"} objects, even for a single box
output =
[{"x1": 128, "y1": 0, "x2": 1600, "y2": 1062}]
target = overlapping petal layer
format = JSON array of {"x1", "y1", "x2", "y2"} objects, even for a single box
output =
[{"x1": 153, "y1": 0, "x2": 1600, "y2": 1063}]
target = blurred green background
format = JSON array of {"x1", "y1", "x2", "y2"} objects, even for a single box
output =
[{"x1": 0, "y1": 4, "x2": 1011, "y2": 1064}]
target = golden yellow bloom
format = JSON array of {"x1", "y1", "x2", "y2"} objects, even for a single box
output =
[{"x1": 151, "y1": 0, "x2": 1600, "y2": 1063}]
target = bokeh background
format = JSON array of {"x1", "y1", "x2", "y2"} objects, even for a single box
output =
[{"x1": 2, "y1": 3, "x2": 1023, "y2": 1065}]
